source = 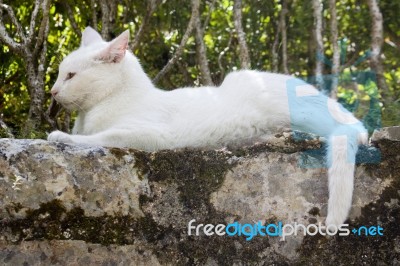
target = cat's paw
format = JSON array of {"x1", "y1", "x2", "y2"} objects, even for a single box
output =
[{"x1": 47, "y1": 130, "x2": 73, "y2": 143}]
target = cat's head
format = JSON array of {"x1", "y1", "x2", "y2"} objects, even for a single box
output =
[{"x1": 51, "y1": 27, "x2": 130, "y2": 110}]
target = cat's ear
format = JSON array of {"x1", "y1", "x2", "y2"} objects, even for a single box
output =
[
  {"x1": 81, "y1": 26, "x2": 103, "y2": 47},
  {"x1": 95, "y1": 30, "x2": 130, "y2": 63}
]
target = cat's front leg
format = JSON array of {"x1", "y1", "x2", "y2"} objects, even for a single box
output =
[{"x1": 48, "y1": 130, "x2": 74, "y2": 143}]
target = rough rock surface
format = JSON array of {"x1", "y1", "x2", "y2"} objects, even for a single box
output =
[{"x1": 0, "y1": 128, "x2": 399, "y2": 265}]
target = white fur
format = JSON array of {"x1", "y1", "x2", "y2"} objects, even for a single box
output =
[{"x1": 48, "y1": 27, "x2": 368, "y2": 226}]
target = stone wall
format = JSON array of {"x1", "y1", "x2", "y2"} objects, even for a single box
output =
[{"x1": 0, "y1": 128, "x2": 399, "y2": 265}]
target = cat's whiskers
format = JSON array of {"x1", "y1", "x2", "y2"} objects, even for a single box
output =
[{"x1": 69, "y1": 100, "x2": 84, "y2": 111}]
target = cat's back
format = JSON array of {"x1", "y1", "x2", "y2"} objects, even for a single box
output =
[
  {"x1": 219, "y1": 70, "x2": 294, "y2": 99},
  {"x1": 222, "y1": 70, "x2": 292, "y2": 86},
  {"x1": 165, "y1": 70, "x2": 293, "y2": 120},
  {"x1": 166, "y1": 70, "x2": 293, "y2": 103}
]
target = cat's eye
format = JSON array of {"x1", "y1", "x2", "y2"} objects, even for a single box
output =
[{"x1": 65, "y1": 72, "x2": 76, "y2": 81}]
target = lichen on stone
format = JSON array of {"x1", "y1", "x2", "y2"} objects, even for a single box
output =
[{"x1": 0, "y1": 128, "x2": 399, "y2": 264}]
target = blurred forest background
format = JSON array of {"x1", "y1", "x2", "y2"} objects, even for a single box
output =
[{"x1": 0, "y1": 0, "x2": 399, "y2": 138}]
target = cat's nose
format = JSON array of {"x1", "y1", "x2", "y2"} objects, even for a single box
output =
[{"x1": 51, "y1": 88, "x2": 59, "y2": 97}]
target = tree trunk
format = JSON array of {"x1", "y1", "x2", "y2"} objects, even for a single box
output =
[
  {"x1": 89, "y1": 0, "x2": 98, "y2": 29},
  {"x1": 366, "y1": 0, "x2": 389, "y2": 98},
  {"x1": 329, "y1": 0, "x2": 340, "y2": 99},
  {"x1": 280, "y1": 0, "x2": 289, "y2": 74},
  {"x1": 23, "y1": 60, "x2": 46, "y2": 136},
  {"x1": 0, "y1": 0, "x2": 51, "y2": 137},
  {"x1": 312, "y1": 0, "x2": 325, "y2": 91},
  {"x1": 99, "y1": 0, "x2": 117, "y2": 40},
  {"x1": 233, "y1": 0, "x2": 250, "y2": 69},
  {"x1": 271, "y1": 20, "x2": 280, "y2": 72},
  {"x1": 194, "y1": 2, "x2": 213, "y2": 86}
]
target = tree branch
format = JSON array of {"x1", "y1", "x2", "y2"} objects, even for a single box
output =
[
  {"x1": 130, "y1": 0, "x2": 157, "y2": 52},
  {"x1": 0, "y1": 3, "x2": 27, "y2": 44},
  {"x1": 329, "y1": 0, "x2": 340, "y2": 98},
  {"x1": 218, "y1": 32, "x2": 233, "y2": 83},
  {"x1": 202, "y1": 0, "x2": 216, "y2": 31},
  {"x1": 312, "y1": 0, "x2": 325, "y2": 91},
  {"x1": 153, "y1": 0, "x2": 200, "y2": 84},
  {"x1": 366, "y1": 0, "x2": 389, "y2": 96},
  {"x1": 89, "y1": 0, "x2": 98, "y2": 29},
  {"x1": 33, "y1": 0, "x2": 51, "y2": 58},
  {"x1": 38, "y1": 11, "x2": 50, "y2": 81},
  {"x1": 233, "y1": 0, "x2": 250, "y2": 69},
  {"x1": 0, "y1": 5, "x2": 25, "y2": 56},
  {"x1": 63, "y1": 2, "x2": 81, "y2": 37},
  {"x1": 0, "y1": 24, "x2": 23, "y2": 55},
  {"x1": 108, "y1": 1, "x2": 117, "y2": 31},
  {"x1": 280, "y1": 0, "x2": 289, "y2": 74},
  {"x1": 100, "y1": 0, "x2": 111, "y2": 39},
  {"x1": 194, "y1": 0, "x2": 213, "y2": 86},
  {"x1": 29, "y1": 0, "x2": 41, "y2": 41},
  {"x1": 271, "y1": 14, "x2": 281, "y2": 72}
]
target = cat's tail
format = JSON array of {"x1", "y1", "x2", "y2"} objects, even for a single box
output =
[{"x1": 325, "y1": 124, "x2": 368, "y2": 226}]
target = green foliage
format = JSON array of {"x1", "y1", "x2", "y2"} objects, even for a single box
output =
[
  {"x1": 337, "y1": 71, "x2": 382, "y2": 134},
  {"x1": 0, "y1": 0, "x2": 399, "y2": 137},
  {"x1": 381, "y1": 69, "x2": 400, "y2": 127},
  {"x1": 0, "y1": 1, "x2": 31, "y2": 132}
]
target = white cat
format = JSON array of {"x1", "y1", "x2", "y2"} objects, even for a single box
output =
[{"x1": 48, "y1": 27, "x2": 368, "y2": 226}]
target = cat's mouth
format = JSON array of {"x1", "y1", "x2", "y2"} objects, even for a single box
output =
[{"x1": 53, "y1": 96, "x2": 84, "y2": 111}]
